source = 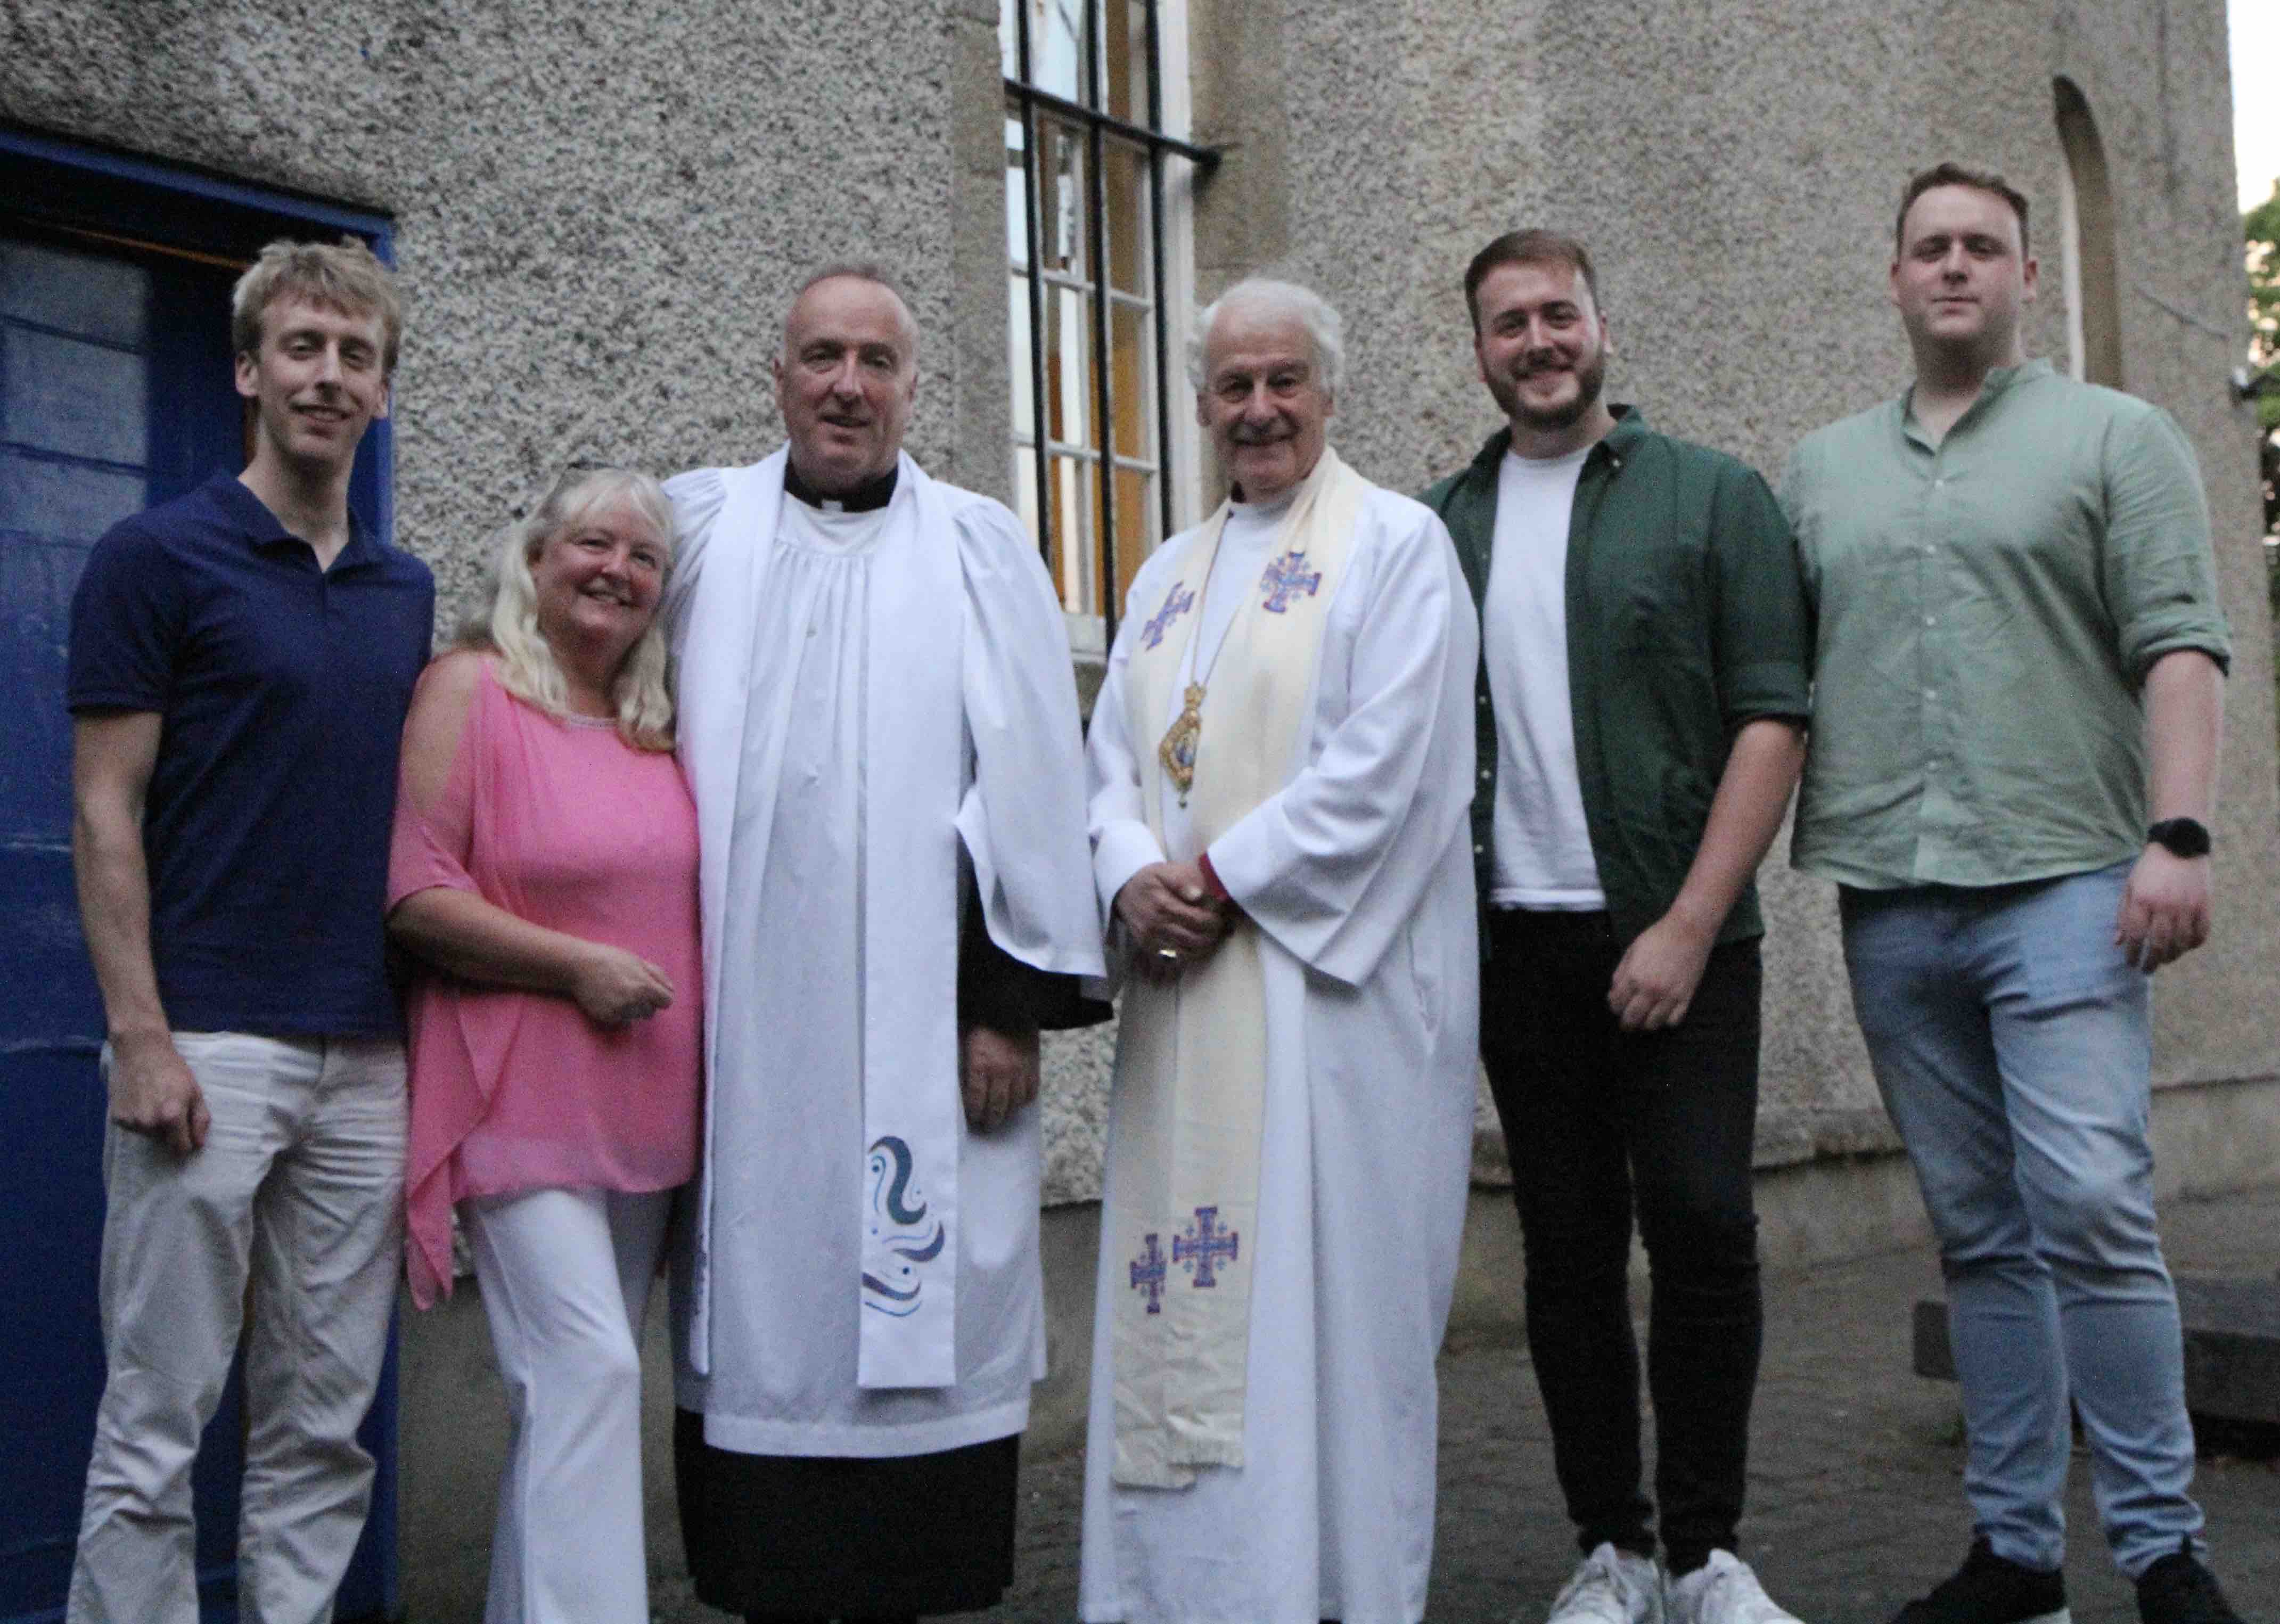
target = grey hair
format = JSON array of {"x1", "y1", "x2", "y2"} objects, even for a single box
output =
[
  {"x1": 1186, "y1": 277, "x2": 1346, "y2": 399},
  {"x1": 458, "y1": 466, "x2": 679, "y2": 752},
  {"x1": 780, "y1": 261, "x2": 920, "y2": 362}
]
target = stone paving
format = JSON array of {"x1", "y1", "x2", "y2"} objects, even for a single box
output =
[{"x1": 651, "y1": 1187, "x2": 2279, "y2": 1623}]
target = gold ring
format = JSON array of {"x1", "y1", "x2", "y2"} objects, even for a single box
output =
[{"x1": 1155, "y1": 947, "x2": 1181, "y2": 962}]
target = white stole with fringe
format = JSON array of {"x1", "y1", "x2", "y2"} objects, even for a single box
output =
[{"x1": 1105, "y1": 447, "x2": 1366, "y2": 1487}]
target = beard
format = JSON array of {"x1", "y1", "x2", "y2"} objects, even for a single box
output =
[{"x1": 1488, "y1": 348, "x2": 1607, "y2": 432}]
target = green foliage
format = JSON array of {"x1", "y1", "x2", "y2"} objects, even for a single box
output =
[
  {"x1": 2249, "y1": 182, "x2": 2280, "y2": 540},
  {"x1": 2249, "y1": 178, "x2": 2280, "y2": 372}
]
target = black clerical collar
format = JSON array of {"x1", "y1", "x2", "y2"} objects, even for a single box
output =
[{"x1": 785, "y1": 461, "x2": 899, "y2": 513}]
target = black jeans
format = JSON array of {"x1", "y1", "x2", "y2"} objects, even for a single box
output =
[{"x1": 1479, "y1": 911, "x2": 1765, "y2": 1577}]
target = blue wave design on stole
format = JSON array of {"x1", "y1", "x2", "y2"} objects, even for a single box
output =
[{"x1": 862, "y1": 1134, "x2": 945, "y2": 1317}]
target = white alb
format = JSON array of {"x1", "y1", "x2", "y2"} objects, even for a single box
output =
[
  {"x1": 1079, "y1": 481, "x2": 1482, "y2": 1623},
  {"x1": 662, "y1": 449, "x2": 1103, "y2": 1460}
]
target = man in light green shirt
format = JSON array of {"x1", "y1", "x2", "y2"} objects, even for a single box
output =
[{"x1": 1782, "y1": 162, "x2": 2240, "y2": 1624}]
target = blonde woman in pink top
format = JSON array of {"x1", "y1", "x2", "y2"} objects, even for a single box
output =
[{"x1": 387, "y1": 465, "x2": 699, "y2": 1624}]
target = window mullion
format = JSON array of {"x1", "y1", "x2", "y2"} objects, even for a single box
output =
[
  {"x1": 1016, "y1": 95, "x2": 1053, "y2": 572},
  {"x1": 1082, "y1": 0, "x2": 1120, "y2": 639},
  {"x1": 1143, "y1": 0, "x2": 1163, "y2": 130},
  {"x1": 1147, "y1": 165, "x2": 1171, "y2": 538}
]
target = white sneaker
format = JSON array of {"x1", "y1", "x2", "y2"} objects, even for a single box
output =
[
  {"x1": 1543, "y1": 1542, "x2": 1667, "y2": 1624},
  {"x1": 1666, "y1": 1550, "x2": 1805, "y2": 1624}
]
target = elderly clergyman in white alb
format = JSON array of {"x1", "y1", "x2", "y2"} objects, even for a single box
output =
[
  {"x1": 661, "y1": 265, "x2": 1106, "y2": 1624},
  {"x1": 1078, "y1": 278, "x2": 1483, "y2": 1624}
]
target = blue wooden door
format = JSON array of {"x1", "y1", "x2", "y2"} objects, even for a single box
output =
[{"x1": 0, "y1": 221, "x2": 398, "y2": 1623}]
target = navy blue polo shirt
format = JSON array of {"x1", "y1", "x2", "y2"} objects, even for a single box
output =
[{"x1": 68, "y1": 474, "x2": 434, "y2": 1038}]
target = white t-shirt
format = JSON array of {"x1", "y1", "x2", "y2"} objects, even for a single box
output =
[{"x1": 1482, "y1": 445, "x2": 1604, "y2": 908}]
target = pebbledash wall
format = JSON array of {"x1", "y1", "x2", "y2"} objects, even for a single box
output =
[
  {"x1": 1042, "y1": 0, "x2": 2280, "y2": 1212},
  {"x1": 1152, "y1": 0, "x2": 2280, "y2": 1195},
  {"x1": 5, "y1": 0, "x2": 2274, "y2": 1607}
]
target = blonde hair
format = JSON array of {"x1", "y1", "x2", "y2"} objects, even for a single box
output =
[
  {"x1": 231, "y1": 236, "x2": 403, "y2": 374},
  {"x1": 460, "y1": 467, "x2": 677, "y2": 751}
]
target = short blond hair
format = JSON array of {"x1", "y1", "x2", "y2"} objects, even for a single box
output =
[
  {"x1": 231, "y1": 236, "x2": 403, "y2": 373},
  {"x1": 460, "y1": 467, "x2": 678, "y2": 751}
]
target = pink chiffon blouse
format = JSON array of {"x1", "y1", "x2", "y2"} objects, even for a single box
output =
[{"x1": 389, "y1": 659, "x2": 701, "y2": 1308}]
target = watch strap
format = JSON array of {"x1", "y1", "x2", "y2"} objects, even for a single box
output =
[{"x1": 2146, "y1": 817, "x2": 2212, "y2": 858}]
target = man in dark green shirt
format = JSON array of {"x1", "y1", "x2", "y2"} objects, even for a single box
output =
[
  {"x1": 1421, "y1": 229, "x2": 1811, "y2": 1624},
  {"x1": 1783, "y1": 163, "x2": 2240, "y2": 1624}
]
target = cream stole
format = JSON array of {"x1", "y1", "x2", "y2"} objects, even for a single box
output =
[{"x1": 1106, "y1": 447, "x2": 1366, "y2": 1487}]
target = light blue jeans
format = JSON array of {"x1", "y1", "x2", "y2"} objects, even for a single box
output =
[{"x1": 1840, "y1": 862, "x2": 2202, "y2": 1579}]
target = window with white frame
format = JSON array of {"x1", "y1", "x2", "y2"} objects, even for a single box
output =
[{"x1": 1002, "y1": 0, "x2": 1209, "y2": 652}]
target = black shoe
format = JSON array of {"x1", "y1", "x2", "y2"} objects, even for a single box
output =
[
  {"x1": 1892, "y1": 1540, "x2": 2070, "y2": 1624},
  {"x1": 2137, "y1": 1540, "x2": 2243, "y2": 1624}
]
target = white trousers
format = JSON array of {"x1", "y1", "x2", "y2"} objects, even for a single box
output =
[
  {"x1": 69, "y1": 1031, "x2": 406, "y2": 1624},
  {"x1": 465, "y1": 1185, "x2": 674, "y2": 1624}
]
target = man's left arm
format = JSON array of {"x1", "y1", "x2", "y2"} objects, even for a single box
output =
[
  {"x1": 2098, "y1": 407, "x2": 2232, "y2": 972},
  {"x1": 957, "y1": 907, "x2": 1042, "y2": 1134},
  {"x1": 1610, "y1": 718, "x2": 1805, "y2": 1031},
  {"x1": 2115, "y1": 649, "x2": 2224, "y2": 970},
  {"x1": 1610, "y1": 457, "x2": 1814, "y2": 1031},
  {"x1": 956, "y1": 888, "x2": 1112, "y2": 1131},
  {"x1": 952, "y1": 496, "x2": 1115, "y2": 1129}
]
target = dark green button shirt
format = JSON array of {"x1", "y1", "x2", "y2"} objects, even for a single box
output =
[
  {"x1": 1421, "y1": 407, "x2": 1814, "y2": 950},
  {"x1": 1780, "y1": 360, "x2": 2233, "y2": 890}
]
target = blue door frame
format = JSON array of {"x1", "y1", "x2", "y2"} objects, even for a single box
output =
[{"x1": 0, "y1": 125, "x2": 400, "y2": 1624}]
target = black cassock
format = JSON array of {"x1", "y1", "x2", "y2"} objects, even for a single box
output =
[{"x1": 676, "y1": 896, "x2": 1105, "y2": 1621}]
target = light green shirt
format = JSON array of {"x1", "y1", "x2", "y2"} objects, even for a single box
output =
[{"x1": 1781, "y1": 359, "x2": 2231, "y2": 890}]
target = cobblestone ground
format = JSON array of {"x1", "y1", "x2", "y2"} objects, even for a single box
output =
[{"x1": 652, "y1": 1188, "x2": 2279, "y2": 1623}]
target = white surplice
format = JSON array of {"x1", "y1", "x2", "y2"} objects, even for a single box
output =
[
  {"x1": 663, "y1": 448, "x2": 1103, "y2": 1457},
  {"x1": 1080, "y1": 482, "x2": 1483, "y2": 1623}
]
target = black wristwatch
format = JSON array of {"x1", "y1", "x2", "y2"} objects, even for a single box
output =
[{"x1": 2146, "y1": 818, "x2": 2212, "y2": 858}]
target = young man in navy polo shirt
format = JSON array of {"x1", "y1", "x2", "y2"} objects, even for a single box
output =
[{"x1": 64, "y1": 237, "x2": 432, "y2": 1624}]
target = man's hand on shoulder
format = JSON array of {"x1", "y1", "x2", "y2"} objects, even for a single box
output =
[
  {"x1": 960, "y1": 1023, "x2": 1040, "y2": 1133},
  {"x1": 108, "y1": 1029, "x2": 209, "y2": 1156},
  {"x1": 2115, "y1": 847, "x2": 2211, "y2": 971},
  {"x1": 1608, "y1": 909, "x2": 1716, "y2": 1032}
]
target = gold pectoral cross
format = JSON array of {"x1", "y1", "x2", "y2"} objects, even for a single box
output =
[{"x1": 1158, "y1": 683, "x2": 1205, "y2": 806}]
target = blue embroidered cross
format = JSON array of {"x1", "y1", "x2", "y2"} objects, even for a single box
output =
[
  {"x1": 1259, "y1": 550, "x2": 1321, "y2": 613},
  {"x1": 1130, "y1": 1233, "x2": 1168, "y2": 1315},
  {"x1": 1172, "y1": 1205, "x2": 1240, "y2": 1289},
  {"x1": 1141, "y1": 580, "x2": 1195, "y2": 650}
]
